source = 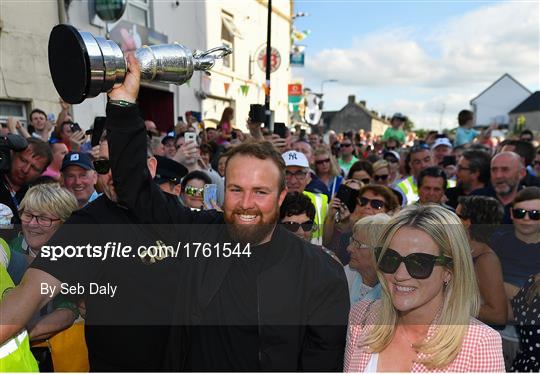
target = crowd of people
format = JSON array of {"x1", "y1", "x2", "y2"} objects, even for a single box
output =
[{"x1": 0, "y1": 56, "x2": 539, "y2": 372}]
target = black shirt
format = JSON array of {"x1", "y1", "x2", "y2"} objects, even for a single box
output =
[
  {"x1": 185, "y1": 241, "x2": 271, "y2": 371},
  {"x1": 31, "y1": 195, "x2": 182, "y2": 372}
]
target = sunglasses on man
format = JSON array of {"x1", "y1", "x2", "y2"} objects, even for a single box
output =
[
  {"x1": 512, "y1": 208, "x2": 540, "y2": 220},
  {"x1": 282, "y1": 220, "x2": 317, "y2": 232},
  {"x1": 358, "y1": 196, "x2": 385, "y2": 210},
  {"x1": 375, "y1": 247, "x2": 453, "y2": 280},
  {"x1": 184, "y1": 185, "x2": 204, "y2": 197},
  {"x1": 93, "y1": 159, "x2": 110, "y2": 175}
]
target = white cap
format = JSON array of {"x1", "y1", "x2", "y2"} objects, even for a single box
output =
[
  {"x1": 432, "y1": 138, "x2": 453, "y2": 150},
  {"x1": 282, "y1": 151, "x2": 309, "y2": 168}
]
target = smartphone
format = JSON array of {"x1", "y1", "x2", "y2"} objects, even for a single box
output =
[
  {"x1": 203, "y1": 184, "x2": 218, "y2": 208},
  {"x1": 300, "y1": 129, "x2": 306, "y2": 139},
  {"x1": 47, "y1": 113, "x2": 56, "y2": 122},
  {"x1": 91, "y1": 117, "x2": 106, "y2": 147},
  {"x1": 184, "y1": 132, "x2": 197, "y2": 143},
  {"x1": 273, "y1": 122, "x2": 287, "y2": 138},
  {"x1": 69, "y1": 122, "x2": 82, "y2": 132},
  {"x1": 231, "y1": 131, "x2": 238, "y2": 140},
  {"x1": 335, "y1": 184, "x2": 359, "y2": 213},
  {"x1": 249, "y1": 104, "x2": 266, "y2": 123}
]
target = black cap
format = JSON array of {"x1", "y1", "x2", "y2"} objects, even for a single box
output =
[
  {"x1": 154, "y1": 156, "x2": 188, "y2": 185},
  {"x1": 61, "y1": 152, "x2": 94, "y2": 171}
]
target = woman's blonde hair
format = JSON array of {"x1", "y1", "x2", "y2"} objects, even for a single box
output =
[
  {"x1": 19, "y1": 183, "x2": 78, "y2": 222},
  {"x1": 353, "y1": 213, "x2": 391, "y2": 248},
  {"x1": 372, "y1": 160, "x2": 389, "y2": 173},
  {"x1": 361, "y1": 204, "x2": 480, "y2": 369},
  {"x1": 314, "y1": 146, "x2": 340, "y2": 177}
]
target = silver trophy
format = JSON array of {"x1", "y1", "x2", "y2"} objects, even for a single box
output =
[{"x1": 48, "y1": 24, "x2": 232, "y2": 104}]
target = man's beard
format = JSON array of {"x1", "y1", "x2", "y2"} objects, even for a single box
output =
[
  {"x1": 224, "y1": 207, "x2": 279, "y2": 246},
  {"x1": 494, "y1": 180, "x2": 518, "y2": 196}
]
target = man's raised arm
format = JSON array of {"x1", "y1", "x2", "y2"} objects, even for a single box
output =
[{"x1": 105, "y1": 54, "x2": 188, "y2": 224}]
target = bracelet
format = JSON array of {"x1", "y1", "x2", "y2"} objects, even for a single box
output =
[{"x1": 109, "y1": 99, "x2": 136, "y2": 107}]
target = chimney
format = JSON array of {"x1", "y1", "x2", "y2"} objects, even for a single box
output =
[
  {"x1": 360, "y1": 100, "x2": 366, "y2": 107},
  {"x1": 348, "y1": 95, "x2": 356, "y2": 104}
]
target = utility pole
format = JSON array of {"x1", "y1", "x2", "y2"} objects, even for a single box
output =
[{"x1": 265, "y1": 0, "x2": 272, "y2": 128}]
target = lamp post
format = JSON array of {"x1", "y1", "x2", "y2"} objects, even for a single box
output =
[{"x1": 320, "y1": 79, "x2": 338, "y2": 95}]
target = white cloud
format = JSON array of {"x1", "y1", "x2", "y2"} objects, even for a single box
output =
[{"x1": 300, "y1": 1, "x2": 539, "y2": 129}]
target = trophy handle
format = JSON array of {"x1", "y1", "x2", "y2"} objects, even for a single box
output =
[{"x1": 193, "y1": 46, "x2": 233, "y2": 71}]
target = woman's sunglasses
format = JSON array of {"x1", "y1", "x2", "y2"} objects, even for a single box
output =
[
  {"x1": 315, "y1": 158, "x2": 331, "y2": 165},
  {"x1": 375, "y1": 247, "x2": 453, "y2": 280},
  {"x1": 512, "y1": 208, "x2": 540, "y2": 220},
  {"x1": 358, "y1": 196, "x2": 385, "y2": 210},
  {"x1": 184, "y1": 185, "x2": 204, "y2": 197},
  {"x1": 93, "y1": 159, "x2": 110, "y2": 175},
  {"x1": 282, "y1": 220, "x2": 317, "y2": 232},
  {"x1": 374, "y1": 174, "x2": 389, "y2": 182}
]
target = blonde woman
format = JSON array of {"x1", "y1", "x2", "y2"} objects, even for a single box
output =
[
  {"x1": 314, "y1": 146, "x2": 343, "y2": 197},
  {"x1": 372, "y1": 160, "x2": 391, "y2": 186},
  {"x1": 11, "y1": 183, "x2": 79, "y2": 343},
  {"x1": 344, "y1": 204, "x2": 504, "y2": 372},
  {"x1": 345, "y1": 213, "x2": 391, "y2": 305}
]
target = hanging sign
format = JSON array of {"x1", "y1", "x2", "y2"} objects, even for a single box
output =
[{"x1": 257, "y1": 46, "x2": 281, "y2": 73}]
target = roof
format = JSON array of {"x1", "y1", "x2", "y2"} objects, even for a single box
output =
[
  {"x1": 509, "y1": 91, "x2": 540, "y2": 114},
  {"x1": 470, "y1": 73, "x2": 531, "y2": 104}
]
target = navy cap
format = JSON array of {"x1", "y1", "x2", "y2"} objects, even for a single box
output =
[
  {"x1": 154, "y1": 155, "x2": 188, "y2": 185},
  {"x1": 161, "y1": 131, "x2": 176, "y2": 145},
  {"x1": 61, "y1": 152, "x2": 94, "y2": 171}
]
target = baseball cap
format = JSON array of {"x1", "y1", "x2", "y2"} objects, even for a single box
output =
[
  {"x1": 431, "y1": 138, "x2": 453, "y2": 150},
  {"x1": 154, "y1": 156, "x2": 188, "y2": 185},
  {"x1": 282, "y1": 151, "x2": 309, "y2": 168},
  {"x1": 392, "y1": 112, "x2": 407, "y2": 121},
  {"x1": 61, "y1": 152, "x2": 94, "y2": 171},
  {"x1": 383, "y1": 150, "x2": 400, "y2": 162},
  {"x1": 161, "y1": 131, "x2": 176, "y2": 145}
]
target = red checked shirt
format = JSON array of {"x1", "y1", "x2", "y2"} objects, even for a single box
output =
[{"x1": 344, "y1": 300, "x2": 505, "y2": 372}]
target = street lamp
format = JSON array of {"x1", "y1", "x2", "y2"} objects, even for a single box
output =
[{"x1": 320, "y1": 79, "x2": 338, "y2": 95}]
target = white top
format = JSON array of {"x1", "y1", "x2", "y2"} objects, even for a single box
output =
[{"x1": 364, "y1": 353, "x2": 378, "y2": 372}]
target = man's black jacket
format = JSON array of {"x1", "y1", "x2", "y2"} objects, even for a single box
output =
[{"x1": 106, "y1": 104, "x2": 349, "y2": 371}]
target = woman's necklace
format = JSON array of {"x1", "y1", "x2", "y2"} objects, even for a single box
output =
[{"x1": 399, "y1": 325, "x2": 417, "y2": 350}]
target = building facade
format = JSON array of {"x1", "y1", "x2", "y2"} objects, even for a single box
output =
[
  {"x1": 323, "y1": 95, "x2": 389, "y2": 136},
  {"x1": 470, "y1": 73, "x2": 531, "y2": 127},
  {"x1": 0, "y1": 0, "x2": 292, "y2": 132}
]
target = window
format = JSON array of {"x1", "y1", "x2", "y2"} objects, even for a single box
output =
[
  {"x1": 0, "y1": 100, "x2": 28, "y2": 127},
  {"x1": 221, "y1": 12, "x2": 240, "y2": 70},
  {"x1": 126, "y1": 0, "x2": 150, "y2": 27}
]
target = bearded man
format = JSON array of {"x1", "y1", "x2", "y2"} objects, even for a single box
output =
[{"x1": 106, "y1": 54, "x2": 349, "y2": 371}]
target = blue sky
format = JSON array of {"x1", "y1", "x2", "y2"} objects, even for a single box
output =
[{"x1": 291, "y1": 0, "x2": 540, "y2": 130}]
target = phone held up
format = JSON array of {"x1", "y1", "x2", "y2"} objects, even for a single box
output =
[{"x1": 203, "y1": 184, "x2": 218, "y2": 209}]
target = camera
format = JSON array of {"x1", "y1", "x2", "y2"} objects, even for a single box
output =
[{"x1": 0, "y1": 134, "x2": 28, "y2": 172}]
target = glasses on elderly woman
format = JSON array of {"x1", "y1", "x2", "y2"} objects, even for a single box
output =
[{"x1": 20, "y1": 211, "x2": 61, "y2": 227}]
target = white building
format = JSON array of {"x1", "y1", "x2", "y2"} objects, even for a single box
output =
[
  {"x1": 0, "y1": 0, "x2": 292, "y2": 132},
  {"x1": 470, "y1": 73, "x2": 531, "y2": 127}
]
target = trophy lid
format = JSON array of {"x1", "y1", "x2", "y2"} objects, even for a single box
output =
[{"x1": 48, "y1": 24, "x2": 91, "y2": 104}]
